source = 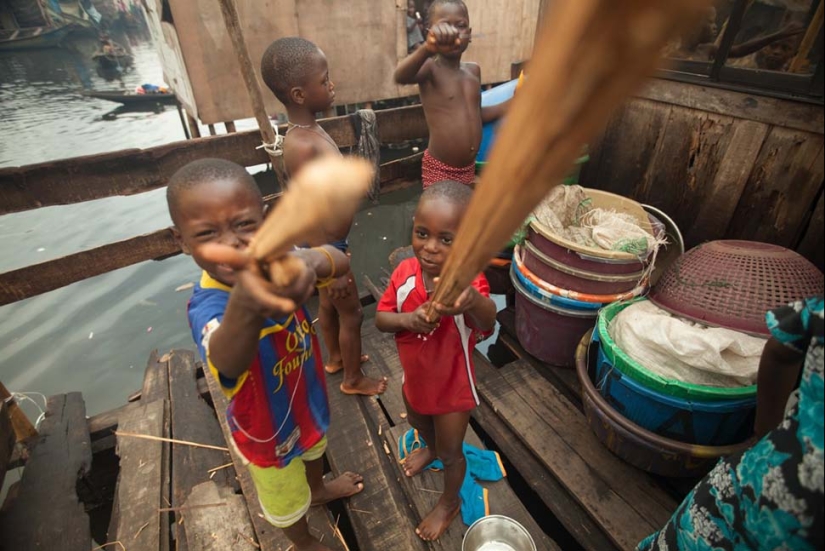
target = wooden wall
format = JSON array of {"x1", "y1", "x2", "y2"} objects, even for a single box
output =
[
  {"x1": 142, "y1": 0, "x2": 540, "y2": 124},
  {"x1": 580, "y1": 79, "x2": 825, "y2": 272}
]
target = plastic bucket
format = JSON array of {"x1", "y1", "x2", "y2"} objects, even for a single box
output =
[
  {"x1": 512, "y1": 266, "x2": 597, "y2": 367},
  {"x1": 575, "y1": 331, "x2": 751, "y2": 477},
  {"x1": 593, "y1": 337, "x2": 756, "y2": 446},
  {"x1": 522, "y1": 239, "x2": 645, "y2": 295},
  {"x1": 597, "y1": 299, "x2": 758, "y2": 401},
  {"x1": 514, "y1": 246, "x2": 648, "y2": 304},
  {"x1": 510, "y1": 263, "x2": 602, "y2": 311}
]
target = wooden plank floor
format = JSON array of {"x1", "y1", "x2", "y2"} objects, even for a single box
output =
[{"x1": 334, "y1": 324, "x2": 559, "y2": 551}]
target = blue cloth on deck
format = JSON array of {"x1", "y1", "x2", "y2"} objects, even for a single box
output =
[{"x1": 397, "y1": 428, "x2": 506, "y2": 526}]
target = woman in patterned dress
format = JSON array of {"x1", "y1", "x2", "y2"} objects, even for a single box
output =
[{"x1": 638, "y1": 296, "x2": 824, "y2": 551}]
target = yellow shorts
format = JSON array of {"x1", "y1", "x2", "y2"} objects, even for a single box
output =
[{"x1": 246, "y1": 437, "x2": 327, "y2": 528}]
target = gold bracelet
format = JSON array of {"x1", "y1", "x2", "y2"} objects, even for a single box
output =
[{"x1": 312, "y1": 246, "x2": 336, "y2": 287}]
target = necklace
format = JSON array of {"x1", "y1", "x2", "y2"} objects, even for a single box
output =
[{"x1": 286, "y1": 121, "x2": 340, "y2": 151}]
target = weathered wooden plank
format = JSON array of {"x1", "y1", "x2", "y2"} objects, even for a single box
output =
[
  {"x1": 639, "y1": 108, "x2": 736, "y2": 239},
  {"x1": 637, "y1": 78, "x2": 825, "y2": 135},
  {"x1": 183, "y1": 481, "x2": 258, "y2": 551},
  {"x1": 168, "y1": 351, "x2": 235, "y2": 550},
  {"x1": 0, "y1": 105, "x2": 426, "y2": 215},
  {"x1": 0, "y1": 157, "x2": 421, "y2": 307},
  {"x1": 727, "y1": 128, "x2": 825, "y2": 247},
  {"x1": 323, "y1": 358, "x2": 425, "y2": 551},
  {"x1": 0, "y1": 393, "x2": 92, "y2": 551},
  {"x1": 0, "y1": 403, "x2": 14, "y2": 491},
  {"x1": 796, "y1": 190, "x2": 824, "y2": 272},
  {"x1": 685, "y1": 119, "x2": 770, "y2": 247},
  {"x1": 582, "y1": 101, "x2": 670, "y2": 199},
  {"x1": 108, "y1": 399, "x2": 167, "y2": 550},
  {"x1": 471, "y1": 395, "x2": 617, "y2": 551},
  {"x1": 202, "y1": 365, "x2": 343, "y2": 550},
  {"x1": 475, "y1": 360, "x2": 676, "y2": 551},
  {"x1": 137, "y1": 351, "x2": 173, "y2": 551}
]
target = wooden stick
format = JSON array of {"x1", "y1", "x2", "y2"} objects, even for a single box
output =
[
  {"x1": 248, "y1": 156, "x2": 373, "y2": 267},
  {"x1": 0, "y1": 381, "x2": 38, "y2": 442},
  {"x1": 789, "y1": 1, "x2": 823, "y2": 73},
  {"x1": 115, "y1": 430, "x2": 230, "y2": 452},
  {"x1": 428, "y1": 0, "x2": 712, "y2": 313},
  {"x1": 215, "y1": 0, "x2": 285, "y2": 190},
  {"x1": 207, "y1": 462, "x2": 234, "y2": 474}
]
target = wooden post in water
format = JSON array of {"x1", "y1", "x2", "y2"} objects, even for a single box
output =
[
  {"x1": 0, "y1": 381, "x2": 38, "y2": 442},
  {"x1": 216, "y1": 0, "x2": 285, "y2": 191}
]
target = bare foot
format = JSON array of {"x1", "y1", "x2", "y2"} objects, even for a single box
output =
[
  {"x1": 402, "y1": 447, "x2": 436, "y2": 477},
  {"x1": 325, "y1": 354, "x2": 369, "y2": 374},
  {"x1": 311, "y1": 472, "x2": 364, "y2": 506},
  {"x1": 340, "y1": 375, "x2": 388, "y2": 396},
  {"x1": 415, "y1": 500, "x2": 460, "y2": 541}
]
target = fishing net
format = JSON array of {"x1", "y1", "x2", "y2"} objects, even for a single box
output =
[{"x1": 532, "y1": 185, "x2": 666, "y2": 256}]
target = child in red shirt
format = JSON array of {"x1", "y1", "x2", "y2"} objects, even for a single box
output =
[{"x1": 376, "y1": 180, "x2": 497, "y2": 541}]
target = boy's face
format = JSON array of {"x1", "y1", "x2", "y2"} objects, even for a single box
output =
[
  {"x1": 412, "y1": 198, "x2": 464, "y2": 277},
  {"x1": 171, "y1": 179, "x2": 264, "y2": 286},
  {"x1": 430, "y1": 3, "x2": 471, "y2": 56},
  {"x1": 294, "y1": 50, "x2": 335, "y2": 112}
]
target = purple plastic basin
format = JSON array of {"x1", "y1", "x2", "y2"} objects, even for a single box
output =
[
  {"x1": 514, "y1": 269, "x2": 597, "y2": 367},
  {"x1": 522, "y1": 240, "x2": 645, "y2": 295},
  {"x1": 527, "y1": 226, "x2": 645, "y2": 275}
]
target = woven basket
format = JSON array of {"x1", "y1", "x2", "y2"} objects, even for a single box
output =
[{"x1": 649, "y1": 240, "x2": 824, "y2": 336}]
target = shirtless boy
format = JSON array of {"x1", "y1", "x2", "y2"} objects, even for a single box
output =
[
  {"x1": 394, "y1": 0, "x2": 508, "y2": 188},
  {"x1": 261, "y1": 37, "x2": 387, "y2": 396}
]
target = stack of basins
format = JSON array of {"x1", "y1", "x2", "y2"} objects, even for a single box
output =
[
  {"x1": 577, "y1": 240, "x2": 825, "y2": 477},
  {"x1": 510, "y1": 189, "x2": 654, "y2": 367}
]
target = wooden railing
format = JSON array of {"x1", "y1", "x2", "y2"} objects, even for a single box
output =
[{"x1": 0, "y1": 105, "x2": 430, "y2": 305}]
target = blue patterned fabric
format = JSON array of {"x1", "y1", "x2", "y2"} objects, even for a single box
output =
[{"x1": 638, "y1": 296, "x2": 824, "y2": 551}]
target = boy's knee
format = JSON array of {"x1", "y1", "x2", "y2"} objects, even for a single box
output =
[{"x1": 340, "y1": 306, "x2": 364, "y2": 327}]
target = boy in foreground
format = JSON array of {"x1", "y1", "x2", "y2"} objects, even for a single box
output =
[
  {"x1": 261, "y1": 37, "x2": 387, "y2": 397},
  {"x1": 376, "y1": 181, "x2": 497, "y2": 541},
  {"x1": 168, "y1": 158, "x2": 364, "y2": 551},
  {"x1": 394, "y1": 0, "x2": 509, "y2": 188}
]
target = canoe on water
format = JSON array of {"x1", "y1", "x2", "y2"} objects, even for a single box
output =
[
  {"x1": 0, "y1": 25, "x2": 71, "y2": 51},
  {"x1": 81, "y1": 90, "x2": 178, "y2": 105}
]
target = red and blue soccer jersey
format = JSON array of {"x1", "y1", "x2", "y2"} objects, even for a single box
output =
[
  {"x1": 188, "y1": 272, "x2": 329, "y2": 468},
  {"x1": 377, "y1": 257, "x2": 491, "y2": 415}
]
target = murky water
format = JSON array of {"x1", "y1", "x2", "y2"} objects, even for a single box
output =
[{"x1": 0, "y1": 27, "x2": 423, "y2": 424}]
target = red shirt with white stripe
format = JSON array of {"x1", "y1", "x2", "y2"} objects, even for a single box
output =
[{"x1": 377, "y1": 257, "x2": 491, "y2": 415}]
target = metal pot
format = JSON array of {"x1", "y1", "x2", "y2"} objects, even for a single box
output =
[{"x1": 462, "y1": 515, "x2": 537, "y2": 551}]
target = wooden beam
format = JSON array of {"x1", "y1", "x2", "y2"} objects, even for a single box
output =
[
  {"x1": 0, "y1": 105, "x2": 427, "y2": 216},
  {"x1": 637, "y1": 78, "x2": 825, "y2": 135},
  {"x1": 0, "y1": 154, "x2": 422, "y2": 306}
]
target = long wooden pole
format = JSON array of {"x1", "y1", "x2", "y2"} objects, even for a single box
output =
[
  {"x1": 789, "y1": 0, "x2": 824, "y2": 73},
  {"x1": 216, "y1": 0, "x2": 285, "y2": 190},
  {"x1": 428, "y1": 0, "x2": 713, "y2": 314},
  {"x1": 0, "y1": 381, "x2": 38, "y2": 442}
]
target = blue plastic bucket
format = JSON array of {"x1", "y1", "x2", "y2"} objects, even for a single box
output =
[
  {"x1": 591, "y1": 332, "x2": 755, "y2": 446},
  {"x1": 477, "y1": 79, "x2": 519, "y2": 164},
  {"x1": 510, "y1": 263, "x2": 603, "y2": 311}
]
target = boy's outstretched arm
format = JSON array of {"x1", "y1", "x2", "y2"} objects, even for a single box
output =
[
  {"x1": 394, "y1": 44, "x2": 434, "y2": 84},
  {"x1": 203, "y1": 245, "x2": 349, "y2": 379}
]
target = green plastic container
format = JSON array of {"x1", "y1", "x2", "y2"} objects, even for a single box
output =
[{"x1": 597, "y1": 299, "x2": 758, "y2": 401}]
